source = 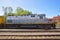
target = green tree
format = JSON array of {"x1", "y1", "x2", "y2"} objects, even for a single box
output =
[
  {"x1": 6, "y1": 7, "x2": 14, "y2": 16},
  {"x1": 2, "y1": 7, "x2": 7, "y2": 16},
  {"x1": 7, "y1": 7, "x2": 13, "y2": 14},
  {"x1": 2, "y1": 7, "x2": 14, "y2": 24},
  {"x1": 3, "y1": 7, "x2": 13, "y2": 16},
  {"x1": 15, "y1": 7, "x2": 32, "y2": 16},
  {"x1": 2, "y1": 7, "x2": 8, "y2": 23}
]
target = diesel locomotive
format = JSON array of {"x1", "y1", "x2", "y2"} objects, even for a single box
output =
[{"x1": 0, "y1": 14, "x2": 56, "y2": 29}]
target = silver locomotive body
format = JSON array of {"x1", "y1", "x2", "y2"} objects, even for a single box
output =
[
  {"x1": 6, "y1": 14, "x2": 56, "y2": 29},
  {"x1": 6, "y1": 14, "x2": 48, "y2": 24}
]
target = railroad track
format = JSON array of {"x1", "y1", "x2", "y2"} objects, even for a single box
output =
[
  {"x1": 0, "y1": 29, "x2": 60, "y2": 32},
  {"x1": 0, "y1": 29, "x2": 60, "y2": 40}
]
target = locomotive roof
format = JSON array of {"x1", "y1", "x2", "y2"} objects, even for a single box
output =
[{"x1": 7, "y1": 14, "x2": 46, "y2": 16}]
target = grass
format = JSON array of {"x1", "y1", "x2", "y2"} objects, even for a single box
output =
[{"x1": 56, "y1": 22, "x2": 60, "y2": 27}]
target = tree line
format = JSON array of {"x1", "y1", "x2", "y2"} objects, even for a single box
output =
[{"x1": 2, "y1": 7, "x2": 32, "y2": 16}]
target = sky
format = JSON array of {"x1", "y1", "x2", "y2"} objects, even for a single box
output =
[{"x1": 0, "y1": 0, "x2": 60, "y2": 18}]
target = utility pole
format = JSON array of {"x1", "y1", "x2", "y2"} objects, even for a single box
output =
[{"x1": 2, "y1": 7, "x2": 7, "y2": 28}]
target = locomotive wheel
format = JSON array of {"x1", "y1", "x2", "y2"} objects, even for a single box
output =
[
  {"x1": 52, "y1": 24, "x2": 56, "y2": 29},
  {"x1": 6, "y1": 24, "x2": 18, "y2": 29},
  {"x1": 45, "y1": 25, "x2": 52, "y2": 30},
  {"x1": 48, "y1": 25, "x2": 51, "y2": 29},
  {"x1": 37, "y1": 24, "x2": 47, "y2": 29},
  {"x1": 53, "y1": 26, "x2": 56, "y2": 29},
  {"x1": 45, "y1": 25, "x2": 48, "y2": 30}
]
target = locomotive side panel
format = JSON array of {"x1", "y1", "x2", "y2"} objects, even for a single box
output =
[{"x1": 6, "y1": 16, "x2": 48, "y2": 24}]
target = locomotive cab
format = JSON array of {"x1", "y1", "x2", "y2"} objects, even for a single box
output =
[{"x1": 38, "y1": 14, "x2": 46, "y2": 19}]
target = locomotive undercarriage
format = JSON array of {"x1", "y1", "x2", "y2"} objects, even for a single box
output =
[
  {"x1": 0, "y1": 23, "x2": 56, "y2": 29},
  {"x1": 4, "y1": 24, "x2": 56, "y2": 29}
]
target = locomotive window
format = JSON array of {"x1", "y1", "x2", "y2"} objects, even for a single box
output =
[
  {"x1": 7, "y1": 20, "x2": 12, "y2": 22},
  {"x1": 40, "y1": 16, "x2": 43, "y2": 19},
  {"x1": 31, "y1": 15, "x2": 35, "y2": 17}
]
